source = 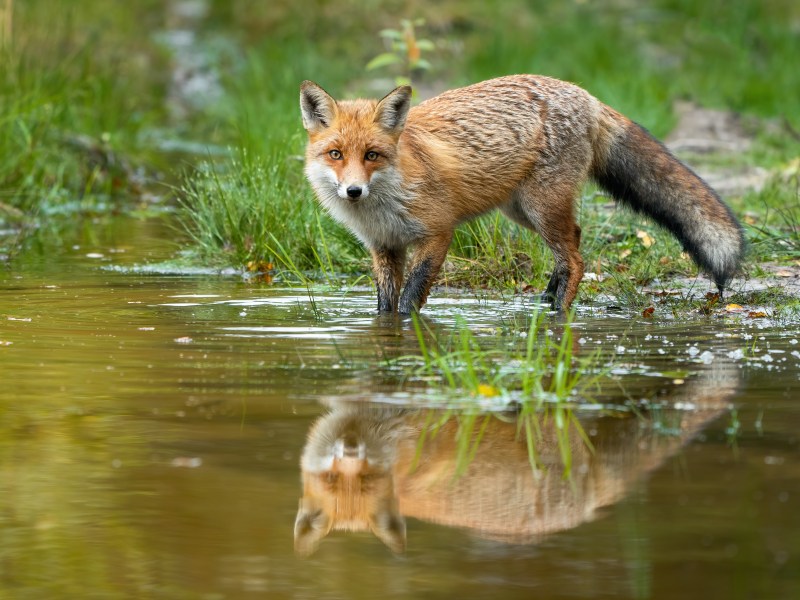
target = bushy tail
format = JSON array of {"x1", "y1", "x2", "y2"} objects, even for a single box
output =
[{"x1": 591, "y1": 106, "x2": 744, "y2": 292}]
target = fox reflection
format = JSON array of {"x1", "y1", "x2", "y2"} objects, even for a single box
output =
[
  {"x1": 295, "y1": 407, "x2": 409, "y2": 555},
  {"x1": 295, "y1": 370, "x2": 735, "y2": 556}
]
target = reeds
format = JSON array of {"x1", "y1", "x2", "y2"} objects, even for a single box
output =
[{"x1": 0, "y1": 0, "x2": 11, "y2": 49}]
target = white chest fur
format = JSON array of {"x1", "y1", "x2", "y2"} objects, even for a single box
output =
[{"x1": 306, "y1": 163, "x2": 424, "y2": 249}]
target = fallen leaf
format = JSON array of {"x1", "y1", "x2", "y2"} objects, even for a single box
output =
[
  {"x1": 742, "y1": 211, "x2": 759, "y2": 225},
  {"x1": 636, "y1": 230, "x2": 655, "y2": 248},
  {"x1": 725, "y1": 303, "x2": 745, "y2": 313},
  {"x1": 643, "y1": 288, "x2": 681, "y2": 296},
  {"x1": 582, "y1": 272, "x2": 603, "y2": 282},
  {"x1": 747, "y1": 311, "x2": 767, "y2": 318},
  {"x1": 642, "y1": 306, "x2": 655, "y2": 318},
  {"x1": 476, "y1": 383, "x2": 499, "y2": 398},
  {"x1": 247, "y1": 259, "x2": 273, "y2": 272},
  {"x1": 776, "y1": 270, "x2": 793, "y2": 277},
  {"x1": 619, "y1": 248, "x2": 632, "y2": 259}
]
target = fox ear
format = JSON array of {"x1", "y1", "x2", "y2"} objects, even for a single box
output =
[
  {"x1": 294, "y1": 498, "x2": 333, "y2": 557},
  {"x1": 300, "y1": 81, "x2": 337, "y2": 133},
  {"x1": 374, "y1": 85, "x2": 412, "y2": 134},
  {"x1": 369, "y1": 502, "x2": 407, "y2": 554}
]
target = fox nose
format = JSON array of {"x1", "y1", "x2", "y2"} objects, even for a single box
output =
[
  {"x1": 334, "y1": 433, "x2": 366, "y2": 460},
  {"x1": 346, "y1": 186, "x2": 362, "y2": 199}
]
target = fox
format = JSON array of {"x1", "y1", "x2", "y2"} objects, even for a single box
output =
[
  {"x1": 300, "y1": 75, "x2": 745, "y2": 313},
  {"x1": 294, "y1": 397, "x2": 731, "y2": 556}
]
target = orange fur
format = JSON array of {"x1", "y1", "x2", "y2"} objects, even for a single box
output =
[{"x1": 300, "y1": 75, "x2": 744, "y2": 313}]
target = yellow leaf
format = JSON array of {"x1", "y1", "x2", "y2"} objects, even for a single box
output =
[
  {"x1": 476, "y1": 384, "x2": 499, "y2": 397},
  {"x1": 725, "y1": 303, "x2": 745, "y2": 313},
  {"x1": 636, "y1": 230, "x2": 655, "y2": 248}
]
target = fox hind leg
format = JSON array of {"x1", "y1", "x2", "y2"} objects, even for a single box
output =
[
  {"x1": 398, "y1": 234, "x2": 452, "y2": 314},
  {"x1": 501, "y1": 182, "x2": 584, "y2": 311}
]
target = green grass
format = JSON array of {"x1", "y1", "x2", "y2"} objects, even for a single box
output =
[
  {"x1": 0, "y1": 1, "x2": 171, "y2": 257},
  {"x1": 406, "y1": 311, "x2": 604, "y2": 475},
  {"x1": 172, "y1": 0, "x2": 800, "y2": 309},
  {"x1": 178, "y1": 152, "x2": 365, "y2": 280},
  {"x1": 3, "y1": 0, "x2": 799, "y2": 313}
]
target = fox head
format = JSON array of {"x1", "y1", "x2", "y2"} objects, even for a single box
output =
[
  {"x1": 299, "y1": 81, "x2": 412, "y2": 204},
  {"x1": 294, "y1": 412, "x2": 406, "y2": 557}
]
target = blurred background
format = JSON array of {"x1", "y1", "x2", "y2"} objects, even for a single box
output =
[{"x1": 1, "y1": 0, "x2": 798, "y2": 261}]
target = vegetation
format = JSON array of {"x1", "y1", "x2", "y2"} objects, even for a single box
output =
[
  {"x1": 0, "y1": 2, "x2": 173, "y2": 256},
  {"x1": 179, "y1": 0, "x2": 800, "y2": 310},
  {"x1": 2, "y1": 0, "x2": 799, "y2": 310},
  {"x1": 407, "y1": 311, "x2": 603, "y2": 475}
]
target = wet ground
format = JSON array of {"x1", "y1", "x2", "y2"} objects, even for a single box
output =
[{"x1": 1, "y1": 216, "x2": 799, "y2": 599}]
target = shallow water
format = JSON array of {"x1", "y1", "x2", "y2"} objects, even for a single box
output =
[{"x1": 2, "y1": 217, "x2": 799, "y2": 599}]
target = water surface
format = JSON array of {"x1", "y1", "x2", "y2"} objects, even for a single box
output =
[{"x1": 1, "y1": 217, "x2": 799, "y2": 599}]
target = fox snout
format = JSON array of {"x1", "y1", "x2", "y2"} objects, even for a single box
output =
[
  {"x1": 346, "y1": 185, "x2": 363, "y2": 199},
  {"x1": 333, "y1": 434, "x2": 366, "y2": 460},
  {"x1": 338, "y1": 181, "x2": 369, "y2": 202}
]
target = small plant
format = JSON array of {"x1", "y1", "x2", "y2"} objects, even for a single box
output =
[
  {"x1": 178, "y1": 153, "x2": 366, "y2": 282},
  {"x1": 408, "y1": 312, "x2": 604, "y2": 476},
  {"x1": 366, "y1": 18, "x2": 435, "y2": 89}
]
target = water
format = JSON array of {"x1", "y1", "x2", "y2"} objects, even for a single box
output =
[{"x1": 2, "y1": 217, "x2": 799, "y2": 599}]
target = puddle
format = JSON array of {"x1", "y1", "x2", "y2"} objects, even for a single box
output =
[{"x1": 1, "y1": 216, "x2": 800, "y2": 598}]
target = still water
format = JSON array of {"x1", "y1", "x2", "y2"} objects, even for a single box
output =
[{"x1": 1, "y1": 217, "x2": 799, "y2": 599}]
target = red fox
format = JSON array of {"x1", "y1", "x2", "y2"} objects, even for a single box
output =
[{"x1": 300, "y1": 75, "x2": 744, "y2": 313}]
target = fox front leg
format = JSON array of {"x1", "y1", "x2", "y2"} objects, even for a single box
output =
[
  {"x1": 372, "y1": 247, "x2": 406, "y2": 312},
  {"x1": 398, "y1": 234, "x2": 452, "y2": 314}
]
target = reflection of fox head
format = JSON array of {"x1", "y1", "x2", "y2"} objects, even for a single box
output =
[{"x1": 294, "y1": 407, "x2": 406, "y2": 557}]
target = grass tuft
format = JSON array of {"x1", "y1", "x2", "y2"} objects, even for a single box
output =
[
  {"x1": 409, "y1": 312, "x2": 605, "y2": 476},
  {"x1": 178, "y1": 152, "x2": 365, "y2": 280}
]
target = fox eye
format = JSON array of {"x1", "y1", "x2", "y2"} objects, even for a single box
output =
[
  {"x1": 365, "y1": 151, "x2": 379, "y2": 161},
  {"x1": 328, "y1": 149, "x2": 342, "y2": 160}
]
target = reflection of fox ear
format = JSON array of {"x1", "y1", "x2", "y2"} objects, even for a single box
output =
[
  {"x1": 369, "y1": 502, "x2": 406, "y2": 554},
  {"x1": 294, "y1": 498, "x2": 332, "y2": 557},
  {"x1": 300, "y1": 81, "x2": 337, "y2": 133}
]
